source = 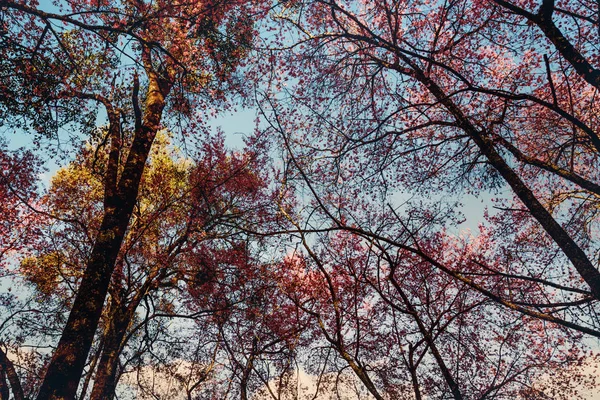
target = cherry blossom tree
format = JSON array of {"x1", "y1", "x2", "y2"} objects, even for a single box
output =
[
  {"x1": 271, "y1": 221, "x2": 597, "y2": 399},
  {"x1": 0, "y1": 143, "x2": 42, "y2": 400},
  {"x1": 3, "y1": 0, "x2": 600, "y2": 398},
  {"x1": 264, "y1": 0, "x2": 600, "y2": 337},
  {"x1": 249, "y1": 0, "x2": 600, "y2": 396},
  {"x1": 0, "y1": 143, "x2": 40, "y2": 270}
]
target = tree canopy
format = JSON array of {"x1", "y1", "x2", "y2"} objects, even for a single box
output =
[{"x1": 0, "y1": 0, "x2": 599, "y2": 399}]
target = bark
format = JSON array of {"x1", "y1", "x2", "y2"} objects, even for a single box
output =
[
  {"x1": 240, "y1": 337, "x2": 257, "y2": 400},
  {"x1": 88, "y1": 301, "x2": 130, "y2": 400},
  {"x1": 90, "y1": 239, "x2": 184, "y2": 399},
  {"x1": 36, "y1": 67, "x2": 171, "y2": 400},
  {"x1": 0, "y1": 347, "x2": 25, "y2": 400},
  {"x1": 89, "y1": 289, "x2": 147, "y2": 399},
  {"x1": 0, "y1": 367, "x2": 8, "y2": 400}
]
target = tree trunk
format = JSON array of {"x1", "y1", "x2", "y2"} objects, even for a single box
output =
[
  {"x1": 0, "y1": 348, "x2": 24, "y2": 400},
  {"x1": 400, "y1": 61, "x2": 600, "y2": 301},
  {"x1": 0, "y1": 366, "x2": 8, "y2": 400},
  {"x1": 89, "y1": 300, "x2": 131, "y2": 400},
  {"x1": 90, "y1": 248, "x2": 176, "y2": 399},
  {"x1": 36, "y1": 68, "x2": 171, "y2": 400}
]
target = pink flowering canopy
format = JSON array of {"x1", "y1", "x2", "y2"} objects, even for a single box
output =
[{"x1": 0, "y1": 0, "x2": 599, "y2": 399}]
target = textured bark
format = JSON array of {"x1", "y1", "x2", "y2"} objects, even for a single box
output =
[
  {"x1": 36, "y1": 69, "x2": 171, "y2": 400},
  {"x1": 89, "y1": 301, "x2": 130, "y2": 400},
  {"x1": 0, "y1": 367, "x2": 8, "y2": 400},
  {"x1": 0, "y1": 348, "x2": 24, "y2": 400},
  {"x1": 89, "y1": 216, "x2": 189, "y2": 400}
]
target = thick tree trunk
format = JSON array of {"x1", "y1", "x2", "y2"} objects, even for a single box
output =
[
  {"x1": 35, "y1": 213, "x2": 128, "y2": 400},
  {"x1": 89, "y1": 224, "x2": 184, "y2": 400},
  {"x1": 36, "y1": 70, "x2": 170, "y2": 400}
]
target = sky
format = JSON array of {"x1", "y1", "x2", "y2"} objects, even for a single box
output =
[{"x1": 1, "y1": 0, "x2": 500, "y2": 238}]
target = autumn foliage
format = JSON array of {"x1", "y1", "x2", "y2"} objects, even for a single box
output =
[{"x1": 0, "y1": 0, "x2": 599, "y2": 399}]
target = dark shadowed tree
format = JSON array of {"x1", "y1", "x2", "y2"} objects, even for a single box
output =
[{"x1": 1, "y1": 0, "x2": 268, "y2": 398}]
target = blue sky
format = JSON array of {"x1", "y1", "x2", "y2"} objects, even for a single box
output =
[{"x1": 3, "y1": 0, "x2": 495, "y2": 234}]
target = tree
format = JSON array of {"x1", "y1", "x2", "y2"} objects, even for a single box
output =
[
  {"x1": 246, "y1": 0, "x2": 600, "y2": 396},
  {"x1": 16, "y1": 131, "x2": 280, "y2": 399},
  {"x1": 0, "y1": 142, "x2": 40, "y2": 270},
  {"x1": 3, "y1": 0, "x2": 600, "y2": 398},
  {"x1": 0, "y1": 143, "x2": 44, "y2": 400},
  {"x1": 1, "y1": 0, "x2": 267, "y2": 398},
  {"x1": 269, "y1": 213, "x2": 596, "y2": 399},
  {"x1": 264, "y1": 0, "x2": 600, "y2": 337}
]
